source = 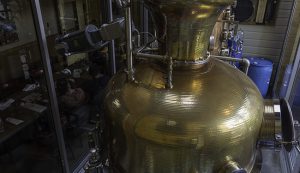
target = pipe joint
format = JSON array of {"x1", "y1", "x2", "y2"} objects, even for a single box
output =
[{"x1": 241, "y1": 58, "x2": 250, "y2": 75}]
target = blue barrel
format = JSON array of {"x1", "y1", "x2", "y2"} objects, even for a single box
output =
[
  {"x1": 247, "y1": 57, "x2": 273, "y2": 97},
  {"x1": 279, "y1": 64, "x2": 292, "y2": 98}
]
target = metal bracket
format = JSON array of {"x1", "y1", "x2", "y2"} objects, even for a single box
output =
[{"x1": 134, "y1": 52, "x2": 173, "y2": 89}]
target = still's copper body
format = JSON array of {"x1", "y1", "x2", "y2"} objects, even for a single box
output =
[{"x1": 104, "y1": 0, "x2": 264, "y2": 172}]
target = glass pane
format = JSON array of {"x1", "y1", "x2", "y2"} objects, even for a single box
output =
[
  {"x1": 274, "y1": 2, "x2": 300, "y2": 99},
  {"x1": 41, "y1": 0, "x2": 113, "y2": 171},
  {"x1": 273, "y1": 1, "x2": 300, "y2": 121},
  {"x1": 0, "y1": 0, "x2": 62, "y2": 172}
]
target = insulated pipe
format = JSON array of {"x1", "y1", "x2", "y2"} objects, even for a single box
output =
[
  {"x1": 211, "y1": 55, "x2": 250, "y2": 75},
  {"x1": 125, "y1": 1, "x2": 134, "y2": 81}
]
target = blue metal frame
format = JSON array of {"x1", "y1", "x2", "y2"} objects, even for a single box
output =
[{"x1": 286, "y1": 41, "x2": 300, "y2": 105}]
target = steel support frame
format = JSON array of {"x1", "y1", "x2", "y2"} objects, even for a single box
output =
[
  {"x1": 140, "y1": 2, "x2": 149, "y2": 45},
  {"x1": 124, "y1": 1, "x2": 135, "y2": 81},
  {"x1": 30, "y1": 0, "x2": 70, "y2": 173},
  {"x1": 106, "y1": 0, "x2": 116, "y2": 75}
]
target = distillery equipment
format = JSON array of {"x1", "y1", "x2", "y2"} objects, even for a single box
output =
[
  {"x1": 55, "y1": 0, "x2": 300, "y2": 172},
  {"x1": 104, "y1": 0, "x2": 264, "y2": 172}
]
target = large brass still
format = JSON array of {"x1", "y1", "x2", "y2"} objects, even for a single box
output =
[{"x1": 104, "y1": 0, "x2": 264, "y2": 172}]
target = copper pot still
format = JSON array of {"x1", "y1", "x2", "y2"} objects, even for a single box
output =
[{"x1": 104, "y1": 0, "x2": 264, "y2": 172}]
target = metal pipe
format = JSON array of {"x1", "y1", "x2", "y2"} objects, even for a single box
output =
[
  {"x1": 140, "y1": 3, "x2": 149, "y2": 45},
  {"x1": 211, "y1": 55, "x2": 244, "y2": 62},
  {"x1": 135, "y1": 52, "x2": 166, "y2": 60},
  {"x1": 142, "y1": 47, "x2": 159, "y2": 52},
  {"x1": 125, "y1": 2, "x2": 134, "y2": 81},
  {"x1": 107, "y1": 0, "x2": 116, "y2": 75},
  {"x1": 137, "y1": 34, "x2": 141, "y2": 47},
  {"x1": 211, "y1": 55, "x2": 250, "y2": 75},
  {"x1": 242, "y1": 58, "x2": 250, "y2": 75},
  {"x1": 30, "y1": 0, "x2": 70, "y2": 173}
]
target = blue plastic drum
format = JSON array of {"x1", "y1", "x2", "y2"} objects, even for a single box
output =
[{"x1": 247, "y1": 57, "x2": 273, "y2": 97}]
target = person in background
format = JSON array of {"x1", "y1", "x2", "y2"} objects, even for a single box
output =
[
  {"x1": 86, "y1": 50, "x2": 110, "y2": 122},
  {"x1": 87, "y1": 63, "x2": 110, "y2": 121},
  {"x1": 57, "y1": 78, "x2": 87, "y2": 109}
]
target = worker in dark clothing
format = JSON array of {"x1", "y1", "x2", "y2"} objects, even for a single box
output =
[{"x1": 86, "y1": 50, "x2": 110, "y2": 122}]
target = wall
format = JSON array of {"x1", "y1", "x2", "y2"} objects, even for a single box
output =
[
  {"x1": 238, "y1": 0, "x2": 295, "y2": 94},
  {"x1": 239, "y1": 0, "x2": 294, "y2": 64},
  {"x1": 274, "y1": 0, "x2": 300, "y2": 95}
]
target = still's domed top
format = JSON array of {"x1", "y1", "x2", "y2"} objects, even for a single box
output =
[
  {"x1": 105, "y1": 58, "x2": 264, "y2": 172},
  {"x1": 106, "y1": 58, "x2": 263, "y2": 147}
]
